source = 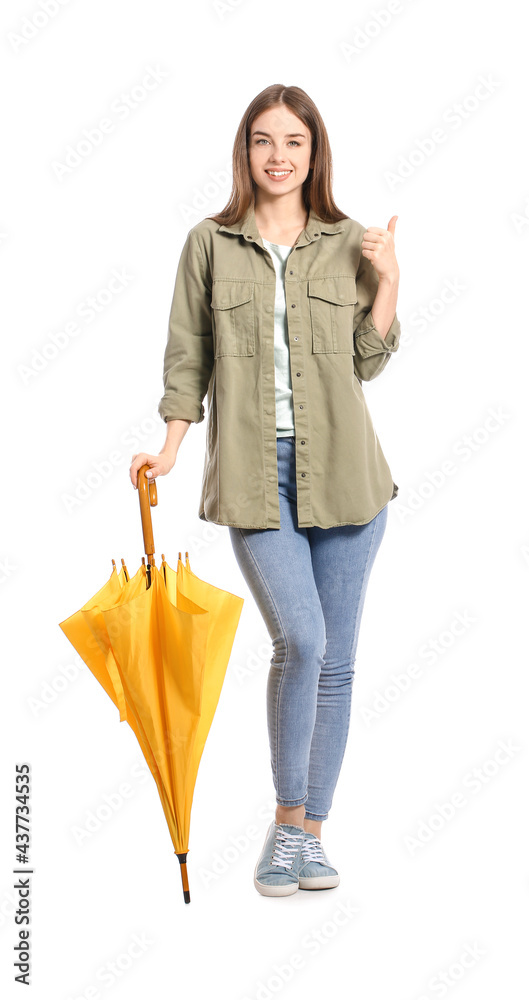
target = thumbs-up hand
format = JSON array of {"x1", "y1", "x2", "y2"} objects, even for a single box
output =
[{"x1": 361, "y1": 215, "x2": 400, "y2": 281}]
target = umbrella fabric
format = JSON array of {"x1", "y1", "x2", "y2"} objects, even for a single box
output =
[
  {"x1": 58, "y1": 562, "x2": 129, "y2": 717},
  {"x1": 59, "y1": 552, "x2": 243, "y2": 901},
  {"x1": 98, "y1": 564, "x2": 211, "y2": 857},
  {"x1": 161, "y1": 553, "x2": 244, "y2": 829}
]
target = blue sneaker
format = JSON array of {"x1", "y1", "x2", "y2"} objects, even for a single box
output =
[
  {"x1": 254, "y1": 822, "x2": 306, "y2": 896},
  {"x1": 297, "y1": 831, "x2": 340, "y2": 890}
]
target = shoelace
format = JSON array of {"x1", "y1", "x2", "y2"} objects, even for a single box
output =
[
  {"x1": 270, "y1": 828, "x2": 304, "y2": 869},
  {"x1": 302, "y1": 837, "x2": 330, "y2": 865}
]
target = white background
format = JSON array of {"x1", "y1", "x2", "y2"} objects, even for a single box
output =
[{"x1": 1, "y1": 0, "x2": 528, "y2": 997}]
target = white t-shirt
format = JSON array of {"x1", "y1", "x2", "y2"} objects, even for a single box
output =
[{"x1": 262, "y1": 238, "x2": 296, "y2": 437}]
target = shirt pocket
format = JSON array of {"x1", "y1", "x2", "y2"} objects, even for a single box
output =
[
  {"x1": 211, "y1": 279, "x2": 255, "y2": 357},
  {"x1": 307, "y1": 275, "x2": 357, "y2": 354}
]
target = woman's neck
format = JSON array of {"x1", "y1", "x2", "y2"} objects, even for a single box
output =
[{"x1": 254, "y1": 199, "x2": 308, "y2": 246}]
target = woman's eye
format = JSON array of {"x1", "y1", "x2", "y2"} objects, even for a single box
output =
[{"x1": 255, "y1": 139, "x2": 301, "y2": 146}]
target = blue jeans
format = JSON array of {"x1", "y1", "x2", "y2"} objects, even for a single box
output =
[{"x1": 228, "y1": 436, "x2": 388, "y2": 821}]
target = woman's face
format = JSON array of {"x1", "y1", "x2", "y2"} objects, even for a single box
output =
[{"x1": 248, "y1": 105, "x2": 313, "y2": 200}]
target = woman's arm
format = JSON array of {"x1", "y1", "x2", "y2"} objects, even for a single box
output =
[
  {"x1": 160, "y1": 417, "x2": 192, "y2": 461},
  {"x1": 353, "y1": 216, "x2": 402, "y2": 381},
  {"x1": 158, "y1": 230, "x2": 214, "y2": 424},
  {"x1": 371, "y1": 270, "x2": 400, "y2": 341},
  {"x1": 129, "y1": 418, "x2": 192, "y2": 488},
  {"x1": 129, "y1": 228, "x2": 214, "y2": 489}
]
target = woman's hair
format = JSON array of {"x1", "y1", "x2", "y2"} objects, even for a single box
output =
[{"x1": 207, "y1": 84, "x2": 348, "y2": 226}]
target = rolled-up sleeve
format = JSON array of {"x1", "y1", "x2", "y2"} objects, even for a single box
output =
[
  {"x1": 158, "y1": 230, "x2": 214, "y2": 423},
  {"x1": 353, "y1": 237, "x2": 401, "y2": 382}
]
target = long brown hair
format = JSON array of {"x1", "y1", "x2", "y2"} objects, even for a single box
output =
[{"x1": 207, "y1": 84, "x2": 349, "y2": 227}]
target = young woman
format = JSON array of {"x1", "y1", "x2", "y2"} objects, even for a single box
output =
[{"x1": 129, "y1": 84, "x2": 401, "y2": 898}]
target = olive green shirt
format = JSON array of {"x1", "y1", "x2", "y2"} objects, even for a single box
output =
[{"x1": 158, "y1": 203, "x2": 401, "y2": 529}]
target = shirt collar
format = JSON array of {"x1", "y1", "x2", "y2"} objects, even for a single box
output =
[{"x1": 217, "y1": 203, "x2": 345, "y2": 248}]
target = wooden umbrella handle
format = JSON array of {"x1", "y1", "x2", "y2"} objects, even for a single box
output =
[
  {"x1": 176, "y1": 852, "x2": 191, "y2": 903},
  {"x1": 137, "y1": 464, "x2": 158, "y2": 567}
]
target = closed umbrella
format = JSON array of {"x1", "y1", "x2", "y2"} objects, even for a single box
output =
[{"x1": 59, "y1": 465, "x2": 243, "y2": 902}]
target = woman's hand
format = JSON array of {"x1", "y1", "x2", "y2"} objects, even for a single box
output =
[
  {"x1": 129, "y1": 451, "x2": 175, "y2": 490},
  {"x1": 361, "y1": 216, "x2": 400, "y2": 281}
]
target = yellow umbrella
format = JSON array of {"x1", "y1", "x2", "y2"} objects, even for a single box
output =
[
  {"x1": 58, "y1": 465, "x2": 243, "y2": 903},
  {"x1": 57, "y1": 557, "x2": 131, "y2": 719}
]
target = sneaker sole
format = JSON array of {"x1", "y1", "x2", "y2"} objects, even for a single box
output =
[{"x1": 298, "y1": 873, "x2": 340, "y2": 890}]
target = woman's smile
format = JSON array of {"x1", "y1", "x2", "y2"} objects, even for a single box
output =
[{"x1": 265, "y1": 169, "x2": 293, "y2": 181}]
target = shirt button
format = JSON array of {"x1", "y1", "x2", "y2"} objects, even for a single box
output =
[
  {"x1": 299, "y1": 404, "x2": 304, "y2": 409},
  {"x1": 300, "y1": 440, "x2": 306, "y2": 445},
  {"x1": 291, "y1": 304, "x2": 296, "y2": 309},
  {"x1": 294, "y1": 336, "x2": 299, "y2": 341},
  {"x1": 289, "y1": 270, "x2": 294, "y2": 275},
  {"x1": 296, "y1": 372, "x2": 301, "y2": 377},
  {"x1": 301, "y1": 472, "x2": 306, "y2": 477}
]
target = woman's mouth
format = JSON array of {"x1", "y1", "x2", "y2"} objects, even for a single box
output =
[{"x1": 265, "y1": 170, "x2": 292, "y2": 182}]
